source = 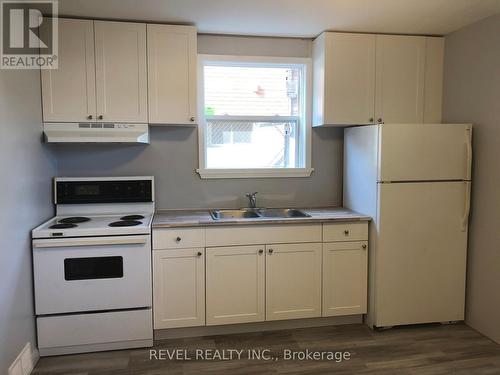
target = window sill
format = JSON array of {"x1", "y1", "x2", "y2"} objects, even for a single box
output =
[{"x1": 196, "y1": 168, "x2": 314, "y2": 179}]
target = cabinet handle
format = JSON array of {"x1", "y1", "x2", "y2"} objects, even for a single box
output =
[
  {"x1": 268, "y1": 248, "x2": 274, "y2": 254},
  {"x1": 377, "y1": 118, "x2": 383, "y2": 123},
  {"x1": 258, "y1": 249, "x2": 263, "y2": 254},
  {"x1": 98, "y1": 115, "x2": 104, "y2": 120},
  {"x1": 197, "y1": 251, "x2": 202, "y2": 257},
  {"x1": 344, "y1": 230, "x2": 350, "y2": 235},
  {"x1": 87, "y1": 115, "x2": 93, "y2": 120},
  {"x1": 362, "y1": 244, "x2": 367, "y2": 250},
  {"x1": 190, "y1": 116, "x2": 195, "y2": 122},
  {"x1": 175, "y1": 237, "x2": 181, "y2": 242},
  {"x1": 369, "y1": 117, "x2": 374, "y2": 123}
]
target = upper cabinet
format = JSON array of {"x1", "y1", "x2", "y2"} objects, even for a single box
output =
[
  {"x1": 42, "y1": 19, "x2": 196, "y2": 124},
  {"x1": 147, "y1": 25, "x2": 197, "y2": 125},
  {"x1": 94, "y1": 21, "x2": 148, "y2": 123},
  {"x1": 423, "y1": 37, "x2": 445, "y2": 123},
  {"x1": 41, "y1": 19, "x2": 96, "y2": 122},
  {"x1": 312, "y1": 32, "x2": 444, "y2": 126},
  {"x1": 374, "y1": 35, "x2": 426, "y2": 124},
  {"x1": 41, "y1": 19, "x2": 148, "y2": 124},
  {"x1": 313, "y1": 33, "x2": 376, "y2": 126}
]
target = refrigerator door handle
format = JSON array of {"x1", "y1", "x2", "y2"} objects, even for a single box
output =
[
  {"x1": 466, "y1": 128, "x2": 472, "y2": 180},
  {"x1": 461, "y1": 182, "x2": 471, "y2": 232}
]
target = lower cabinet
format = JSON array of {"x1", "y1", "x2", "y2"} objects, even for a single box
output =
[
  {"x1": 153, "y1": 248, "x2": 205, "y2": 329},
  {"x1": 205, "y1": 245, "x2": 265, "y2": 325},
  {"x1": 152, "y1": 222, "x2": 369, "y2": 330},
  {"x1": 322, "y1": 241, "x2": 368, "y2": 316},
  {"x1": 266, "y1": 243, "x2": 322, "y2": 321}
]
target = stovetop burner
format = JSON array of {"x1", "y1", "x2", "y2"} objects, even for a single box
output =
[
  {"x1": 109, "y1": 220, "x2": 143, "y2": 227},
  {"x1": 120, "y1": 214, "x2": 145, "y2": 221},
  {"x1": 50, "y1": 223, "x2": 78, "y2": 229},
  {"x1": 58, "y1": 216, "x2": 91, "y2": 224}
]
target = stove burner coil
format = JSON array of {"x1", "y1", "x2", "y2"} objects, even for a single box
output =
[
  {"x1": 50, "y1": 223, "x2": 78, "y2": 229},
  {"x1": 120, "y1": 215, "x2": 145, "y2": 221},
  {"x1": 109, "y1": 220, "x2": 143, "y2": 227},
  {"x1": 58, "y1": 217, "x2": 91, "y2": 224}
]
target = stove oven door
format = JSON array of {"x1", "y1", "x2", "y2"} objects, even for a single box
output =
[{"x1": 33, "y1": 235, "x2": 151, "y2": 315}]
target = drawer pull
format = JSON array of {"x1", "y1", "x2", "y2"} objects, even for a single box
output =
[
  {"x1": 344, "y1": 230, "x2": 350, "y2": 235},
  {"x1": 268, "y1": 248, "x2": 274, "y2": 254},
  {"x1": 258, "y1": 249, "x2": 263, "y2": 254},
  {"x1": 176, "y1": 237, "x2": 181, "y2": 242},
  {"x1": 197, "y1": 251, "x2": 202, "y2": 257}
]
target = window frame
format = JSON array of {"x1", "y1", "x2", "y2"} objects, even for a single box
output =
[{"x1": 196, "y1": 54, "x2": 314, "y2": 179}]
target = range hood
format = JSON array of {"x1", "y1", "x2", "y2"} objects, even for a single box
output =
[{"x1": 43, "y1": 123, "x2": 150, "y2": 144}]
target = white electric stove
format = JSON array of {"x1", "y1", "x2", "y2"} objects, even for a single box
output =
[{"x1": 32, "y1": 176, "x2": 155, "y2": 357}]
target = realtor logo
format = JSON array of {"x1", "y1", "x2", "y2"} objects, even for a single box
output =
[{"x1": 1, "y1": 0, "x2": 58, "y2": 69}]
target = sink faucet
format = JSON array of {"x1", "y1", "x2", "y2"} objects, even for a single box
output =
[{"x1": 245, "y1": 192, "x2": 258, "y2": 209}]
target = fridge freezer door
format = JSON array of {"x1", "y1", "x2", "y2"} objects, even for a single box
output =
[
  {"x1": 374, "y1": 181, "x2": 469, "y2": 327},
  {"x1": 378, "y1": 123, "x2": 472, "y2": 182}
]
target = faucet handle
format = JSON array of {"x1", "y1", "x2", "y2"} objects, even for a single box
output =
[{"x1": 245, "y1": 192, "x2": 258, "y2": 209}]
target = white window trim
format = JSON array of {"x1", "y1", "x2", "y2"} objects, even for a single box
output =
[{"x1": 196, "y1": 54, "x2": 314, "y2": 179}]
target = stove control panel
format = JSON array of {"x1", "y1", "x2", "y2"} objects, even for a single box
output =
[{"x1": 55, "y1": 177, "x2": 154, "y2": 204}]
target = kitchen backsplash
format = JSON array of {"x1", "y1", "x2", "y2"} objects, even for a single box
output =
[{"x1": 55, "y1": 126, "x2": 343, "y2": 209}]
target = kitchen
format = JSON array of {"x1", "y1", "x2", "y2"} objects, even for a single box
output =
[{"x1": 1, "y1": 1, "x2": 499, "y2": 374}]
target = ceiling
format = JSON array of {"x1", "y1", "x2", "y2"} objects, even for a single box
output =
[{"x1": 58, "y1": 0, "x2": 500, "y2": 38}]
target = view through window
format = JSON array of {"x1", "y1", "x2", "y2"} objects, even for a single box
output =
[{"x1": 202, "y1": 60, "x2": 307, "y2": 170}]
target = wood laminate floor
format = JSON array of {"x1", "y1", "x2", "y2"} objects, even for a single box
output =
[{"x1": 33, "y1": 323, "x2": 500, "y2": 375}]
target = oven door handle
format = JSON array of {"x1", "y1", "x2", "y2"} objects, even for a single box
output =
[{"x1": 33, "y1": 236, "x2": 149, "y2": 248}]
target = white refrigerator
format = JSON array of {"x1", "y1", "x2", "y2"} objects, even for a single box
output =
[{"x1": 344, "y1": 123, "x2": 472, "y2": 328}]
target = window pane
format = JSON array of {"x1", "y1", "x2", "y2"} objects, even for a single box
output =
[
  {"x1": 204, "y1": 65, "x2": 300, "y2": 116},
  {"x1": 206, "y1": 120, "x2": 297, "y2": 169}
]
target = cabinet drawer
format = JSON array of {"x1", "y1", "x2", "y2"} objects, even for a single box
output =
[
  {"x1": 323, "y1": 222, "x2": 368, "y2": 242},
  {"x1": 153, "y1": 228, "x2": 205, "y2": 249}
]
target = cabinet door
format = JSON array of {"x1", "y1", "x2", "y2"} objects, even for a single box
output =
[
  {"x1": 324, "y1": 33, "x2": 375, "y2": 125},
  {"x1": 153, "y1": 249, "x2": 205, "y2": 329},
  {"x1": 94, "y1": 21, "x2": 148, "y2": 123},
  {"x1": 206, "y1": 245, "x2": 265, "y2": 325},
  {"x1": 322, "y1": 241, "x2": 368, "y2": 317},
  {"x1": 147, "y1": 24, "x2": 197, "y2": 125},
  {"x1": 266, "y1": 243, "x2": 322, "y2": 321},
  {"x1": 375, "y1": 35, "x2": 426, "y2": 124},
  {"x1": 41, "y1": 18, "x2": 96, "y2": 122},
  {"x1": 423, "y1": 37, "x2": 444, "y2": 123}
]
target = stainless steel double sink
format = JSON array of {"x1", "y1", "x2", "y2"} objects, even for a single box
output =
[{"x1": 210, "y1": 208, "x2": 311, "y2": 220}]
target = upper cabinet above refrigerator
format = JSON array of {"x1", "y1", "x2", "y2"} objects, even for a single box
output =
[
  {"x1": 312, "y1": 32, "x2": 444, "y2": 127},
  {"x1": 374, "y1": 35, "x2": 426, "y2": 125}
]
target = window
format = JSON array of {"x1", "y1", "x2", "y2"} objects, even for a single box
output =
[{"x1": 197, "y1": 55, "x2": 313, "y2": 178}]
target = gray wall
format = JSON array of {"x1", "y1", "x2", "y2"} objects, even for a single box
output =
[
  {"x1": 0, "y1": 71, "x2": 57, "y2": 372},
  {"x1": 443, "y1": 13, "x2": 500, "y2": 344},
  {"x1": 56, "y1": 35, "x2": 344, "y2": 209}
]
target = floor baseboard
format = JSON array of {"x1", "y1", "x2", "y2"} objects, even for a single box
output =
[
  {"x1": 155, "y1": 315, "x2": 362, "y2": 340},
  {"x1": 8, "y1": 342, "x2": 38, "y2": 375}
]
